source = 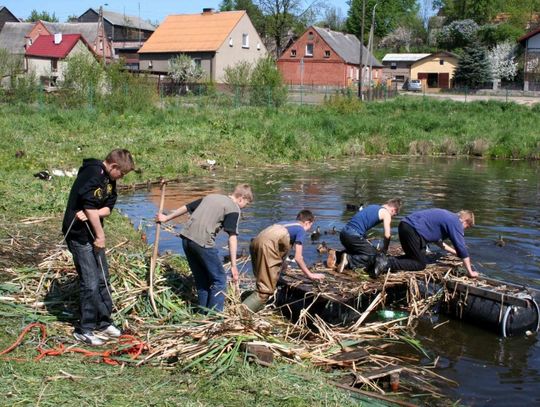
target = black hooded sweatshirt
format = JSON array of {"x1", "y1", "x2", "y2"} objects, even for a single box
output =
[{"x1": 62, "y1": 159, "x2": 117, "y2": 243}]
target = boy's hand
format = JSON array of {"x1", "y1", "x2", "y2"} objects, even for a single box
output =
[
  {"x1": 230, "y1": 265, "x2": 239, "y2": 283},
  {"x1": 94, "y1": 236, "x2": 106, "y2": 250},
  {"x1": 309, "y1": 272, "x2": 325, "y2": 281},
  {"x1": 156, "y1": 213, "x2": 167, "y2": 223},
  {"x1": 76, "y1": 210, "x2": 88, "y2": 222}
]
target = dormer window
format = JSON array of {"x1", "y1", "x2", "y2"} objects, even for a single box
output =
[
  {"x1": 291, "y1": 49, "x2": 297, "y2": 57},
  {"x1": 242, "y1": 33, "x2": 249, "y2": 48},
  {"x1": 305, "y1": 43, "x2": 313, "y2": 57},
  {"x1": 324, "y1": 50, "x2": 330, "y2": 58}
]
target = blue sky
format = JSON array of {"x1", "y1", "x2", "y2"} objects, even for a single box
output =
[{"x1": 2, "y1": 1, "x2": 353, "y2": 24}]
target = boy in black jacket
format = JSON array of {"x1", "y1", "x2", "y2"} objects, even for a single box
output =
[{"x1": 62, "y1": 149, "x2": 134, "y2": 346}]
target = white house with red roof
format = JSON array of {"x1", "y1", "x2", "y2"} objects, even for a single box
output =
[{"x1": 25, "y1": 33, "x2": 97, "y2": 86}]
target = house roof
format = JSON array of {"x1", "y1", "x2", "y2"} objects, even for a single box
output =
[
  {"x1": 25, "y1": 34, "x2": 91, "y2": 58},
  {"x1": 412, "y1": 51, "x2": 458, "y2": 65},
  {"x1": 518, "y1": 26, "x2": 540, "y2": 43},
  {"x1": 0, "y1": 22, "x2": 34, "y2": 53},
  {"x1": 81, "y1": 8, "x2": 155, "y2": 32},
  {"x1": 138, "y1": 10, "x2": 245, "y2": 53},
  {"x1": 382, "y1": 53, "x2": 430, "y2": 62},
  {"x1": 0, "y1": 5, "x2": 19, "y2": 20},
  {"x1": 312, "y1": 26, "x2": 382, "y2": 67},
  {"x1": 41, "y1": 22, "x2": 101, "y2": 45}
]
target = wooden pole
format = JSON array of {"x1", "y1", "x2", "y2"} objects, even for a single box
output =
[{"x1": 149, "y1": 180, "x2": 166, "y2": 317}]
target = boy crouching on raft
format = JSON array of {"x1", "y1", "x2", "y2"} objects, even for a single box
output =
[{"x1": 243, "y1": 210, "x2": 325, "y2": 312}]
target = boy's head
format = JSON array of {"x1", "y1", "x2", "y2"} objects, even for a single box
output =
[
  {"x1": 104, "y1": 149, "x2": 135, "y2": 180},
  {"x1": 296, "y1": 209, "x2": 315, "y2": 231},
  {"x1": 231, "y1": 184, "x2": 253, "y2": 209},
  {"x1": 458, "y1": 210, "x2": 475, "y2": 229},
  {"x1": 384, "y1": 198, "x2": 403, "y2": 216}
]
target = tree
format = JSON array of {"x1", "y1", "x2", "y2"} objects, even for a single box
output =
[
  {"x1": 317, "y1": 6, "x2": 346, "y2": 31},
  {"x1": 250, "y1": 57, "x2": 287, "y2": 106},
  {"x1": 432, "y1": 0, "x2": 504, "y2": 24},
  {"x1": 168, "y1": 55, "x2": 205, "y2": 85},
  {"x1": 346, "y1": 0, "x2": 419, "y2": 39},
  {"x1": 453, "y1": 44, "x2": 492, "y2": 88},
  {"x1": 27, "y1": 9, "x2": 59, "y2": 22},
  {"x1": 257, "y1": 0, "x2": 323, "y2": 58},
  {"x1": 488, "y1": 41, "x2": 518, "y2": 81},
  {"x1": 380, "y1": 26, "x2": 421, "y2": 51},
  {"x1": 437, "y1": 19, "x2": 479, "y2": 49},
  {"x1": 477, "y1": 23, "x2": 525, "y2": 48},
  {"x1": 221, "y1": 0, "x2": 267, "y2": 38}
]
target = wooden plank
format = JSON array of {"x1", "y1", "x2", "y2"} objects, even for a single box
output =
[
  {"x1": 241, "y1": 343, "x2": 274, "y2": 365},
  {"x1": 363, "y1": 366, "x2": 404, "y2": 380},
  {"x1": 332, "y1": 348, "x2": 370, "y2": 362}
]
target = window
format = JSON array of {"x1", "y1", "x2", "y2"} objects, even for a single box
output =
[
  {"x1": 305, "y1": 43, "x2": 313, "y2": 57},
  {"x1": 194, "y1": 58, "x2": 202, "y2": 67},
  {"x1": 390, "y1": 62, "x2": 397, "y2": 70},
  {"x1": 440, "y1": 59, "x2": 445, "y2": 65},
  {"x1": 290, "y1": 49, "x2": 297, "y2": 57},
  {"x1": 51, "y1": 59, "x2": 58, "y2": 72},
  {"x1": 229, "y1": 37, "x2": 233, "y2": 47},
  {"x1": 308, "y1": 31, "x2": 314, "y2": 40},
  {"x1": 242, "y1": 33, "x2": 249, "y2": 48},
  {"x1": 395, "y1": 75, "x2": 405, "y2": 81},
  {"x1": 148, "y1": 60, "x2": 153, "y2": 69},
  {"x1": 324, "y1": 50, "x2": 330, "y2": 58}
]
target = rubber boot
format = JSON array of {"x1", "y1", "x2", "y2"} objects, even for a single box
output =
[{"x1": 242, "y1": 292, "x2": 266, "y2": 313}]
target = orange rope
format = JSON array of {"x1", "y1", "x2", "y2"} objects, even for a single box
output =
[{"x1": 0, "y1": 323, "x2": 150, "y2": 366}]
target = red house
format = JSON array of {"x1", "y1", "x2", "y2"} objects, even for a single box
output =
[{"x1": 277, "y1": 26, "x2": 383, "y2": 87}]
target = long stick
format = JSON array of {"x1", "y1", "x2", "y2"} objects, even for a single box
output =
[{"x1": 149, "y1": 180, "x2": 166, "y2": 317}]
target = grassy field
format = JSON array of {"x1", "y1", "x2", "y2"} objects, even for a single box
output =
[{"x1": 0, "y1": 96, "x2": 538, "y2": 406}]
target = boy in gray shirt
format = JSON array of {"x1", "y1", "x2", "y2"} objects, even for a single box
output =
[{"x1": 157, "y1": 184, "x2": 253, "y2": 312}]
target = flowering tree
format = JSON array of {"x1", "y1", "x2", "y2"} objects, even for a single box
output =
[
  {"x1": 168, "y1": 55, "x2": 205, "y2": 84},
  {"x1": 380, "y1": 26, "x2": 421, "y2": 52},
  {"x1": 488, "y1": 42, "x2": 518, "y2": 81},
  {"x1": 437, "y1": 19, "x2": 479, "y2": 49}
]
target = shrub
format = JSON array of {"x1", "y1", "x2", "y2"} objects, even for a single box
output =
[
  {"x1": 324, "y1": 93, "x2": 364, "y2": 114},
  {"x1": 62, "y1": 53, "x2": 103, "y2": 106},
  {"x1": 223, "y1": 61, "x2": 252, "y2": 98},
  {"x1": 249, "y1": 57, "x2": 287, "y2": 107}
]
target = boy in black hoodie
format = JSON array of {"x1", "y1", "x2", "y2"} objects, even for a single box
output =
[{"x1": 62, "y1": 149, "x2": 135, "y2": 346}]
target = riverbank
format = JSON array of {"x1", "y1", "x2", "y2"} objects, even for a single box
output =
[{"x1": 0, "y1": 97, "x2": 538, "y2": 405}]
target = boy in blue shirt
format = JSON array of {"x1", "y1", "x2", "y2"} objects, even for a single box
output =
[
  {"x1": 329, "y1": 199, "x2": 402, "y2": 275},
  {"x1": 371, "y1": 208, "x2": 478, "y2": 278},
  {"x1": 243, "y1": 210, "x2": 325, "y2": 312}
]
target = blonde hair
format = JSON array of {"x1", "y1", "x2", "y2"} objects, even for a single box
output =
[
  {"x1": 105, "y1": 149, "x2": 135, "y2": 173},
  {"x1": 458, "y1": 210, "x2": 475, "y2": 227},
  {"x1": 232, "y1": 184, "x2": 254, "y2": 203},
  {"x1": 385, "y1": 198, "x2": 403, "y2": 213}
]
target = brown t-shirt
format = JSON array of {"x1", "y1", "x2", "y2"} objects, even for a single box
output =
[{"x1": 180, "y1": 194, "x2": 240, "y2": 248}]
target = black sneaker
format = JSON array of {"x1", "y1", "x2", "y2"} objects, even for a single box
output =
[{"x1": 368, "y1": 253, "x2": 389, "y2": 278}]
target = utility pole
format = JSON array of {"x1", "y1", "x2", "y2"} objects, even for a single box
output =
[
  {"x1": 358, "y1": 0, "x2": 365, "y2": 100},
  {"x1": 99, "y1": 6, "x2": 106, "y2": 67},
  {"x1": 368, "y1": 3, "x2": 378, "y2": 101}
]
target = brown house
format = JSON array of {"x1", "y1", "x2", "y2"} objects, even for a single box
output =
[
  {"x1": 277, "y1": 26, "x2": 383, "y2": 88},
  {"x1": 0, "y1": 6, "x2": 18, "y2": 31}
]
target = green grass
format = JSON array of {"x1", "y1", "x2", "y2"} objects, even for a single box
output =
[{"x1": 0, "y1": 96, "x2": 538, "y2": 405}]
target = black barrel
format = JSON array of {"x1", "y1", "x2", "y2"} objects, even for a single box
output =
[{"x1": 443, "y1": 280, "x2": 540, "y2": 337}]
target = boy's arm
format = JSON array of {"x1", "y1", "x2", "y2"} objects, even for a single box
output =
[
  {"x1": 380, "y1": 210, "x2": 392, "y2": 252},
  {"x1": 437, "y1": 240, "x2": 457, "y2": 255},
  {"x1": 84, "y1": 208, "x2": 105, "y2": 249},
  {"x1": 294, "y1": 244, "x2": 324, "y2": 281},
  {"x1": 76, "y1": 207, "x2": 111, "y2": 222},
  {"x1": 157, "y1": 205, "x2": 188, "y2": 223},
  {"x1": 228, "y1": 234, "x2": 239, "y2": 283}
]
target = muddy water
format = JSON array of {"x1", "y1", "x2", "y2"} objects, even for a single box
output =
[{"x1": 117, "y1": 157, "x2": 539, "y2": 405}]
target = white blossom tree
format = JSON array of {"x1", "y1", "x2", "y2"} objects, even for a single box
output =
[
  {"x1": 168, "y1": 55, "x2": 205, "y2": 86},
  {"x1": 488, "y1": 42, "x2": 518, "y2": 81}
]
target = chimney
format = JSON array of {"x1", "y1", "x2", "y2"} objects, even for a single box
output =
[
  {"x1": 54, "y1": 33, "x2": 62, "y2": 44},
  {"x1": 202, "y1": 8, "x2": 215, "y2": 14}
]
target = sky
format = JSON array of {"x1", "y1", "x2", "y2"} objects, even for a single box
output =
[{"x1": 1, "y1": 1, "x2": 353, "y2": 25}]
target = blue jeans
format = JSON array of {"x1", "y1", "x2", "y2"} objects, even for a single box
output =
[
  {"x1": 182, "y1": 237, "x2": 227, "y2": 313},
  {"x1": 67, "y1": 240, "x2": 112, "y2": 332}
]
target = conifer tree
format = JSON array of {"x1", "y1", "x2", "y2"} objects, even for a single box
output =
[{"x1": 454, "y1": 44, "x2": 492, "y2": 88}]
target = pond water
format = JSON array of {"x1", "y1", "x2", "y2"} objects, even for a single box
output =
[{"x1": 117, "y1": 157, "x2": 539, "y2": 405}]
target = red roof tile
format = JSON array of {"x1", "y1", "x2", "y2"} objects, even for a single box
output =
[{"x1": 25, "y1": 34, "x2": 89, "y2": 58}]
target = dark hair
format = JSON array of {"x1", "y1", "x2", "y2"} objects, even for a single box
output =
[
  {"x1": 105, "y1": 149, "x2": 135, "y2": 173},
  {"x1": 296, "y1": 210, "x2": 314, "y2": 223}
]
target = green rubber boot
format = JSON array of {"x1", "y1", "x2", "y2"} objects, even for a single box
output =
[{"x1": 242, "y1": 292, "x2": 266, "y2": 313}]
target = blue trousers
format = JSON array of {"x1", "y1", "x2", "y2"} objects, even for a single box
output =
[
  {"x1": 182, "y1": 237, "x2": 227, "y2": 313},
  {"x1": 67, "y1": 240, "x2": 112, "y2": 333}
]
